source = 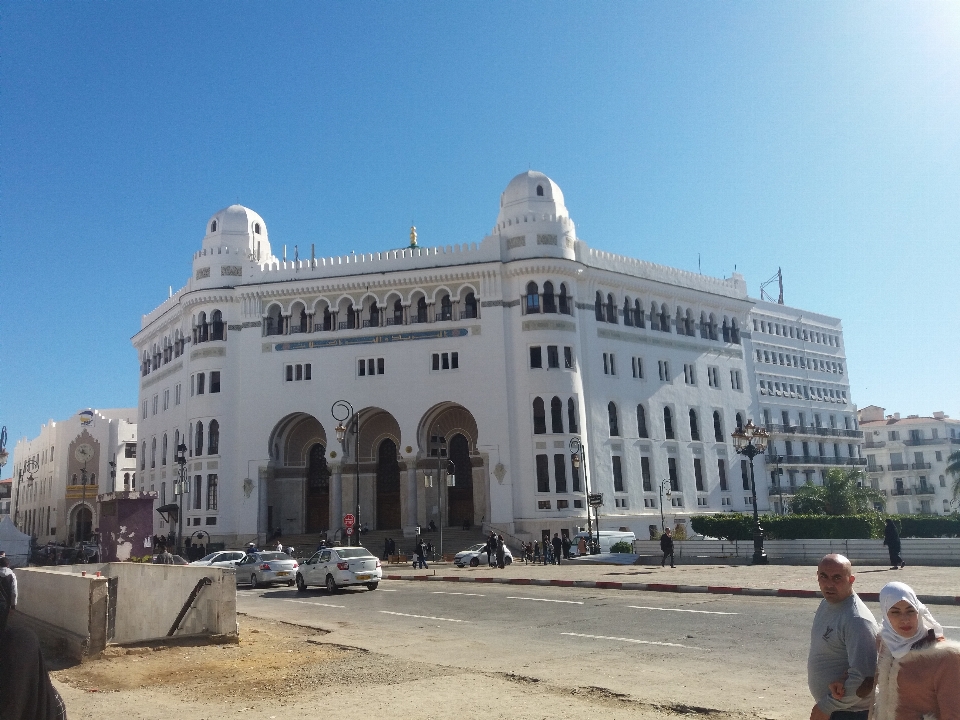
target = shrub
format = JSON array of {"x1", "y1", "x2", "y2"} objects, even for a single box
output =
[
  {"x1": 692, "y1": 513, "x2": 884, "y2": 540},
  {"x1": 887, "y1": 514, "x2": 960, "y2": 538},
  {"x1": 610, "y1": 541, "x2": 633, "y2": 553},
  {"x1": 690, "y1": 514, "x2": 753, "y2": 541}
]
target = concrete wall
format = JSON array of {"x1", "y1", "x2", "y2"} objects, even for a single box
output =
[{"x1": 633, "y1": 537, "x2": 960, "y2": 566}]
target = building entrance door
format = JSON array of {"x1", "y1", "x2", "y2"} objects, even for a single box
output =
[
  {"x1": 376, "y1": 439, "x2": 401, "y2": 529},
  {"x1": 446, "y1": 434, "x2": 474, "y2": 528},
  {"x1": 305, "y1": 443, "x2": 330, "y2": 533}
]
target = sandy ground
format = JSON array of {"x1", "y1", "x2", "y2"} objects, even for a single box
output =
[{"x1": 50, "y1": 615, "x2": 759, "y2": 720}]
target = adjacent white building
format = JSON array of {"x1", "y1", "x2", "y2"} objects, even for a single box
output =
[
  {"x1": 859, "y1": 406, "x2": 960, "y2": 515},
  {"x1": 132, "y1": 170, "x2": 858, "y2": 547},
  {"x1": 10, "y1": 409, "x2": 138, "y2": 543}
]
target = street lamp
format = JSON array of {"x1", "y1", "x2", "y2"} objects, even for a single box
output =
[
  {"x1": 731, "y1": 420, "x2": 769, "y2": 564},
  {"x1": 15, "y1": 457, "x2": 39, "y2": 529},
  {"x1": 332, "y1": 400, "x2": 359, "y2": 546},
  {"x1": 568, "y1": 437, "x2": 595, "y2": 554},
  {"x1": 658, "y1": 479, "x2": 672, "y2": 532},
  {"x1": 432, "y1": 428, "x2": 455, "y2": 560},
  {"x1": 175, "y1": 441, "x2": 187, "y2": 555}
]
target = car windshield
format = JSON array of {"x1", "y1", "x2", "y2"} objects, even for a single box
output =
[
  {"x1": 337, "y1": 548, "x2": 374, "y2": 559},
  {"x1": 465, "y1": 544, "x2": 485, "y2": 552},
  {"x1": 199, "y1": 552, "x2": 220, "y2": 562},
  {"x1": 259, "y1": 552, "x2": 291, "y2": 561}
]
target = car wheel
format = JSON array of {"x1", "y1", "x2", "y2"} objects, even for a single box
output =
[
  {"x1": 366, "y1": 582, "x2": 379, "y2": 591},
  {"x1": 287, "y1": 580, "x2": 295, "y2": 587},
  {"x1": 504, "y1": 556, "x2": 512, "y2": 566},
  {"x1": 325, "y1": 574, "x2": 338, "y2": 593},
  {"x1": 250, "y1": 574, "x2": 259, "y2": 589},
  {"x1": 469, "y1": 557, "x2": 479, "y2": 567},
  {"x1": 296, "y1": 574, "x2": 307, "y2": 592}
]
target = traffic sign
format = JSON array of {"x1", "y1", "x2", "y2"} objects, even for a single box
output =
[
  {"x1": 345, "y1": 527, "x2": 353, "y2": 536},
  {"x1": 588, "y1": 493, "x2": 604, "y2": 507},
  {"x1": 343, "y1": 514, "x2": 356, "y2": 527}
]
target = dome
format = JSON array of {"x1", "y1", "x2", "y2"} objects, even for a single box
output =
[
  {"x1": 497, "y1": 170, "x2": 568, "y2": 225},
  {"x1": 202, "y1": 204, "x2": 271, "y2": 260}
]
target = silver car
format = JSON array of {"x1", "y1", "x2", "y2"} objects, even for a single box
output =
[
  {"x1": 190, "y1": 550, "x2": 247, "y2": 568},
  {"x1": 236, "y1": 551, "x2": 298, "y2": 588},
  {"x1": 296, "y1": 547, "x2": 382, "y2": 592},
  {"x1": 454, "y1": 543, "x2": 513, "y2": 568}
]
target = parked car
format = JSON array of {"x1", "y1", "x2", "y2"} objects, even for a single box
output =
[
  {"x1": 236, "y1": 551, "x2": 298, "y2": 588},
  {"x1": 454, "y1": 543, "x2": 513, "y2": 568},
  {"x1": 190, "y1": 550, "x2": 247, "y2": 568},
  {"x1": 151, "y1": 554, "x2": 189, "y2": 565},
  {"x1": 296, "y1": 546, "x2": 382, "y2": 592}
]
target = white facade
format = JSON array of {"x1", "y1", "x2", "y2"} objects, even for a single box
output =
[
  {"x1": 744, "y1": 301, "x2": 864, "y2": 513},
  {"x1": 133, "y1": 171, "x2": 854, "y2": 546},
  {"x1": 859, "y1": 406, "x2": 960, "y2": 515},
  {"x1": 10, "y1": 409, "x2": 138, "y2": 543}
]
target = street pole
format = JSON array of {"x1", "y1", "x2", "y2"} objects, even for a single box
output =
[
  {"x1": 775, "y1": 454, "x2": 784, "y2": 515},
  {"x1": 659, "y1": 479, "x2": 672, "y2": 532},
  {"x1": 175, "y1": 442, "x2": 187, "y2": 556},
  {"x1": 355, "y1": 410, "x2": 360, "y2": 547},
  {"x1": 80, "y1": 462, "x2": 88, "y2": 546},
  {"x1": 569, "y1": 438, "x2": 593, "y2": 554},
  {"x1": 436, "y1": 426, "x2": 444, "y2": 560},
  {"x1": 732, "y1": 420, "x2": 769, "y2": 564},
  {"x1": 332, "y1": 400, "x2": 357, "y2": 546}
]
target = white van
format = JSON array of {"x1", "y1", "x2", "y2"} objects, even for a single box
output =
[{"x1": 573, "y1": 530, "x2": 636, "y2": 554}]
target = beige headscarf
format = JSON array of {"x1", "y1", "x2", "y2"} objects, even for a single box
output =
[{"x1": 879, "y1": 581, "x2": 944, "y2": 659}]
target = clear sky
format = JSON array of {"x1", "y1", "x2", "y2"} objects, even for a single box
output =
[{"x1": 2, "y1": 2, "x2": 958, "y2": 450}]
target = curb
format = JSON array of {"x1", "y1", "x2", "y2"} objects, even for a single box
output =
[{"x1": 382, "y1": 574, "x2": 960, "y2": 606}]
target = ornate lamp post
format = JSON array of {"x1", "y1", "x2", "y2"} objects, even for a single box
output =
[
  {"x1": 658, "y1": 479, "x2": 672, "y2": 532},
  {"x1": 731, "y1": 420, "x2": 769, "y2": 564},
  {"x1": 15, "y1": 457, "x2": 39, "y2": 529},
  {"x1": 175, "y1": 441, "x2": 188, "y2": 554},
  {"x1": 332, "y1": 400, "x2": 359, "y2": 546},
  {"x1": 568, "y1": 437, "x2": 594, "y2": 553}
]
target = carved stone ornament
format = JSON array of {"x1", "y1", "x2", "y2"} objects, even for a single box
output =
[
  {"x1": 195, "y1": 267, "x2": 211, "y2": 279},
  {"x1": 242, "y1": 477, "x2": 254, "y2": 498},
  {"x1": 221, "y1": 265, "x2": 242, "y2": 277},
  {"x1": 493, "y1": 462, "x2": 506, "y2": 484}
]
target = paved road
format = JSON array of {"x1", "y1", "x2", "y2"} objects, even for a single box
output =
[{"x1": 236, "y1": 580, "x2": 960, "y2": 717}]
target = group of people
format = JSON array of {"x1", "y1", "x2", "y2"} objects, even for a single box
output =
[
  {"x1": 523, "y1": 533, "x2": 584, "y2": 564},
  {"x1": 485, "y1": 532, "x2": 508, "y2": 568},
  {"x1": 808, "y1": 553, "x2": 958, "y2": 720}
]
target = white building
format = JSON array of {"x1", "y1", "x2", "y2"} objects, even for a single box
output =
[
  {"x1": 859, "y1": 406, "x2": 960, "y2": 515},
  {"x1": 11, "y1": 408, "x2": 138, "y2": 544},
  {"x1": 133, "y1": 171, "x2": 855, "y2": 547},
  {"x1": 744, "y1": 301, "x2": 864, "y2": 513}
]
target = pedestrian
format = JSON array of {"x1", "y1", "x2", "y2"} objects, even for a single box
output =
[
  {"x1": 383, "y1": 537, "x2": 390, "y2": 561},
  {"x1": 544, "y1": 542, "x2": 553, "y2": 565},
  {"x1": 496, "y1": 535, "x2": 505, "y2": 569},
  {"x1": 415, "y1": 538, "x2": 428, "y2": 570},
  {"x1": 551, "y1": 533, "x2": 562, "y2": 565},
  {"x1": 828, "y1": 580, "x2": 959, "y2": 718},
  {"x1": 660, "y1": 527, "x2": 675, "y2": 568},
  {"x1": 562, "y1": 534, "x2": 572, "y2": 560},
  {"x1": 388, "y1": 537, "x2": 396, "y2": 557},
  {"x1": 0, "y1": 556, "x2": 17, "y2": 623},
  {"x1": 0, "y1": 618, "x2": 67, "y2": 720},
  {"x1": 487, "y1": 532, "x2": 497, "y2": 567},
  {"x1": 524, "y1": 542, "x2": 533, "y2": 564},
  {"x1": 155, "y1": 546, "x2": 175, "y2": 564},
  {"x1": 577, "y1": 536, "x2": 587, "y2": 556},
  {"x1": 807, "y1": 554, "x2": 879, "y2": 720},
  {"x1": 882, "y1": 519, "x2": 905, "y2": 570},
  {"x1": 533, "y1": 540, "x2": 541, "y2": 564},
  {"x1": 275, "y1": 539, "x2": 283, "y2": 552}
]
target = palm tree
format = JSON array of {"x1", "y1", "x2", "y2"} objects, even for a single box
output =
[
  {"x1": 791, "y1": 467, "x2": 885, "y2": 515},
  {"x1": 947, "y1": 450, "x2": 960, "y2": 505}
]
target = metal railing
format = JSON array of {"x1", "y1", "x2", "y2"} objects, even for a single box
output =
[
  {"x1": 765, "y1": 424, "x2": 864, "y2": 439},
  {"x1": 866, "y1": 464, "x2": 883, "y2": 472},
  {"x1": 864, "y1": 441, "x2": 886, "y2": 448},
  {"x1": 914, "y1": 485, "x2": 937, "y2": 495},
  {"x1": 777, "y1": 455, "x2": 867, "y2": 467},
  {"x1": 888, "y1": 463, "x2": 910, "y2": 471},
  {"x1": 911, "y1": 462, "x2": 932, "y2": 470},
  {"x1": 891, "y1": 488, "x2": 913, "y2": 496},
  {"x1": 904, "y1": 438, "x2": 941, "y2": 446}
]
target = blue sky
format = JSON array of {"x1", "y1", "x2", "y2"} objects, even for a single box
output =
[{"x1": 2, "y1": 2, "x2": 958, "y2": 450}]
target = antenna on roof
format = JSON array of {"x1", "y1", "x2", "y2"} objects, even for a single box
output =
[{"x1": 760, "y1": 267, "x2": 785, "y2": 304}]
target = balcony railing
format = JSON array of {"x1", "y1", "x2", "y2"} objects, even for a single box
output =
[
  {"x1": 888, "y1": 463, "x2": 910, "y2": 471},
  {"x1": 864, "y1": 441, "x2": 886, "y2": 449},
  {"x1": 768, "y1": 485, "x2": 800, "y2": 496},
  {"x1": 891, "y1": 488, "x2": 913, "y2": 496},
  {"x1": 911, "y1": 462, "x2": 932, "y2": 470},
  {"x1": 904, "y1": 438, "x2": 942, "y2": 446},
  {"x1": 866, "y1": 464, "x2": 883, "y2": 472},
  {"x1": 776, "y1": 455, "x2": 867, "y2": 467},
  {"x1": 914, "y1": 485, "x2": 936, "y2": 495},
  {"x1": 765, "y1": 424, "x2": 863, "y2": 439}
]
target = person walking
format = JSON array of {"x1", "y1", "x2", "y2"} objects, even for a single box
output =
[
  {"x1": 496, "y1": 535, "x2": 505, "y2": 569},
  {"x1": 562, "y1": 534, "x2": 572, "y2": 560},
  {"x1": 415, "y1": 539, "x2": 428, "y2": 570},
  {"x1": 577, "y1": 536, "x2": 587, "y2": 557},
  {"x1": 551, "y1": 533, "x2": 563, "y2": 565},
  {"x1": 660, "y1": 527, "x2": 675, "y2": 568},
  {"x1": 383, "y1": 537, "x2": 391, "y2": 561},
  {"x1": 533, "y1": 540, "x2": 541, "y2": 564},
  {"x1": 487, "y1": 532, "x2": 497, "y2": 567},
  {"x1": 156, "y1": 546, "x2": 175, "y2": 564},
  {"x1": 807, "y1": 554, "x2": 879, "y2": 720},
  {"x1": 883, "y1": 518, "x2": 905, "y2": 570}
]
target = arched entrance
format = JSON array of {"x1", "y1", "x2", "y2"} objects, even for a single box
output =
[
  {"x1": 447, "y1": 434, "x2": 473, "y2": 528},
  {"x1": 376, "y1": 438, "x2": 401, "y2": 529},
  {"x1": 306, "y1": 443, "x2": 330, "y2": 532},
  {"x1": 73, "y1": 506, "x2": 93, "y2": 543}
]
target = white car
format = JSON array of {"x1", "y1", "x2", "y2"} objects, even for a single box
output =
[
  {"x1": 454, "y1": 543, "x2": 513, "y2": 568},
  {"x1": 190, "y1": 550, "x2": 247, "y2": 568},
  {"x1": 296, "y1": 547, "x2": 382, "y2": 592}
]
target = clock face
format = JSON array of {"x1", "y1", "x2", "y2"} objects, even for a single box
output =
[{"x1": 75, "y1": 443, "x2": 95, "y2": 463}]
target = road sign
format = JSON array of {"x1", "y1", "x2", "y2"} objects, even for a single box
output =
[
  {"x1": 588, "y1": 493, "x2": 604, "y2": 507},
  {"x1": 343, "y1": 514, "x2": 356, "y2": 527},
  {"x1": 345, "y1": 526, "x2": 353, "y2": 536}
]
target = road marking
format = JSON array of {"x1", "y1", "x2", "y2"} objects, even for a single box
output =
[
  {"x1": 942, "y1": 625, "x2": 960, "y2": 629},
  {"x1": 282, "y1": 599, "x2": 346, "y2": 609},
  {"x1": 627, "y1": 605, "x2": 738, "y2": 615},
  {"x1": 379, "y1": 588, "x2": 398, "y2": 592},
  {"x1": 432, "y1": 591, "x2": 486, "y2": 597},
  {"x1": 379, "y1": 611, "x2": 471, "y2": 623},
  {"x1": 561, "y1": 632, "x2": 701, "y2": 649},
  {"x1": 507, "y1": 596, "x2": 583, "y2": 604}
]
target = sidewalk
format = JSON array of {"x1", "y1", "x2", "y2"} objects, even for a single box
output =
[{"x1": 383, "y1": 555, "x2": 960, "y2": 604}]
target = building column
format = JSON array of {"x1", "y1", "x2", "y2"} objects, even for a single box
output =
[
  {"x1": 404, "y1": 464, "x2": 417, "y2": 534},
  {"x1": 329, "y1": 466, "x2": 342, "y2": 540}
]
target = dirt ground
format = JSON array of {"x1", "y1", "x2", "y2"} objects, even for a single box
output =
[{"x1": 50, "y1": 615, "x2": 760, "y2": 720}]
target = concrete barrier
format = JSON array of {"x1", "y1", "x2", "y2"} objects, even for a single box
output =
[
  {"x1": 14, "y1": 563, "x2": 237, "y2": 659},
  {"x1": 633, "y1": 538, "x2": 960, "y2": 565}
]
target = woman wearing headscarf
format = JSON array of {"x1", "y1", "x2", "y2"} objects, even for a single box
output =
[
  {"x1": 883, "y1": 519, "x2": 905, "y2": 570},
  {"x1": 836, "y1": 581, "x2": 960, "y2": 719}
]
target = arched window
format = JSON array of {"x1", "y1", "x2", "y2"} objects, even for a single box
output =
[
  {"x1": 735, "y1": 413, "x2": 744, "y2": 432},
  {"x1": 623, "y1": 297, "x2": 633, "y2": 326},
  {"x1": 685, "y1": 309, "x2": 695, "y2": 336},
  {"x1": 439, "y1": 294, "x2": 452, "y2": 321},
  {"x1": 567, "y1": 398, "x2": 578, "y2": 433},
  {"x1": 195, "y1": 422, "x2": 204, "y2": 457},
  {"x1": 660, "y1": 304, "x2": 670, "y2": 333},
  {"x1": 123, "y1": 472, "x2": 130, "y2": 489},
  {"x1": 722, "y1": 318, "x2": 731, "y2": 342},
  {"x1": 526, "y1": 282, "x2": 540, "y2": 314},
  {"x1": 689, "y1": 409, "x2": 700, "y2": 441},
  {"x1": 211, "y1": 310, "x2": 224, "y2": 340},
  {"x1": 675, "y1": 307, "x2": 685, "y2": 335},
  {"x1": 713, "y1": 411, "x2": 723, "y2": 442},
  {"x1": 189, "y1": 422, "x2": 193, "y2": 456},
  {"x1": 141, "y1": 441, "x2": 146, "y2": 470},
  {"x1": 536, "y1": 184, "x2": 544, "y2": 196},
  {"x1": 708, "y1": 313, "x2": 718, "y2": 340},
  {"x1": 608, "y1": 402, "x2": 620, "y2": 437},
  {"x1": 151, "y1": 438, "x2": 156, "y2": 468},
  {"x1": 558, "y1": 283, "x2": 569, "y2": 315},
  {"x1": 369, "y1": 301, "x2": 380, "y2": 327},
  {"x1": 595, "y1": 292, "x2": 604, "y2": 321},
  {"x1": 208, "y1": 419, "x2": 219, "y2": 455},
  {"x1": 254, "y1": 222, "x2": 261, "y2": 234},
  {"x1": 210, "y1": 220, "x2": 217, "y2": 233},
  {"x1": 650, "y1": 301, "x2": 660, "y2": 330},
  {"x1": 174, "y1": 429, "x2": 180, "y2": 455},
  {"x1": 196, "y1": 311, "x2": 209, "y2": 343},
  {"x1": 416, "y1": 297, "x2": 428, "y2": 323},
  {"x1": 392, "y1": 299, "x2": 404, "y2": 325},
  {"x1": 637, "y1": 405, "x2": 648, "y2": 438},
  {"x1": 731, "y1": 318, "x2": 741, "y2": 344},
  {"x1": 606, "y1": 294, "x2": 617, "y2": 324},
  {"x1": 347, "y1": 304, "x2": 357, "y2": 329},
  {"x1": 543, "y1": 282, "x2": 556, "y2": 313},
  {"x1": 700, "y1": 311, "x2": 709, "y2": 339},
  {"x1": 664, "y1": 407, "x2": 675, "y2": 439},
  {"x1": 533, "y1": 398, "x2": 546, "y2": 434},
  {"x1": 161, "y1": 434, "x2": 168, "y2": 466},
  {"x1": 634, "y1": 299, "x2": 644, "y2": 328},
  {"x1": 551, "y1": 396, "x2": 564, "y2": 433},
  {"x1": 464, "y1": 292, "x2": 478, "y2": 319},
  {"x1": 323, "y1": 307, "x2": 332, "y2": 331}
]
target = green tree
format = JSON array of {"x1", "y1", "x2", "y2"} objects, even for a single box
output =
[
  {"x1": 947, "y1": 450, "x2": 960, "y2": 506},
  {"x1": 790, "y1": 467, "x2": 884, "y2": 515}
]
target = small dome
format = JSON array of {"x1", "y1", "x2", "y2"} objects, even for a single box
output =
[
  {"x1": 202, "y1": 205, "x2": 271, "y2": 260},
  {"x1": 497, "y1": 171, "x2": 567, "y2": 224}
]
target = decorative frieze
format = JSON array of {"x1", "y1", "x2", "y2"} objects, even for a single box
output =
[
  {"x1": 536, "y1": 234, "x2": 558, "y2": 246},
  {"x1": 221, "y1": 265, "x2": 242, "y2": 277},
  {"x1": 507, "y1": 236, "x2": 526, "y2": 249},
  {"x1": 195, "y1": 267, "x2": 211, "y2": 279},
  {"x1": 190, "y1": 346, "x2": 226, "y2": 360}
]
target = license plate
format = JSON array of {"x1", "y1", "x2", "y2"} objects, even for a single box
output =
[
  {"x1": 276, "y1": 571, "x2": 289, "y2": 576},
  {"x1": 356, "y1": 574, "x2": 371, "y2": 581}
]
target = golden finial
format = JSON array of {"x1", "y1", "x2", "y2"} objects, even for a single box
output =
[{"x1": 409, "y1": 224, "x2": 418, "y2": 247}]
